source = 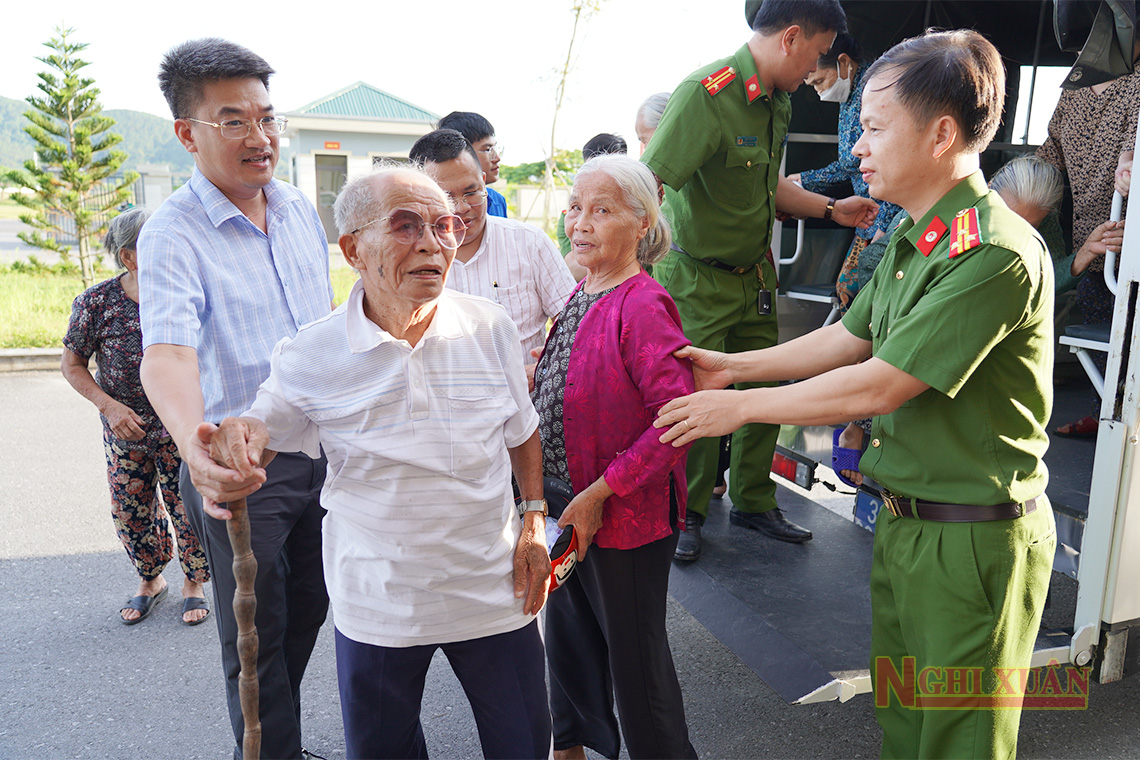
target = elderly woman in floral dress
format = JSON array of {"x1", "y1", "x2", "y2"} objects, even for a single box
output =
[{"x1": 61, "y1": 209, "x2": 209, "y2": 625}]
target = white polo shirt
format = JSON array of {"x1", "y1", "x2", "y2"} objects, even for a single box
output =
[
  {"x1": 245, "y1": 280, "x2": 539, "y2": 647},
  {"x1": 445, "y1": 215, "x2": 577, "y2": 356}
]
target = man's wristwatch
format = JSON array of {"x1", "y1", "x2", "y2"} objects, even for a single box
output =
[
  {"x1": 517, "y1": 499, "x2": 548, "y2": 518},
  {"x1": 824, "y1": 197, "x2": 837, "y2": 222}
]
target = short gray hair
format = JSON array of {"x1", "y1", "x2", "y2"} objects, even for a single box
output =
[
  {"x1": 333, "y1": 161, "x2": 453, "y2": 238},
  {"x1": 103, "y1": 208, "x2": 151, "y2": 269},
  {"x1": 990, "y1": 156, "x2": 1064, "y2": 215},
  {"x1": 636, "y1": 92, "x2": 670, "y2": 132},
  {"x1": 574, "y1": 155, "x2": 671, "y2": 268}
]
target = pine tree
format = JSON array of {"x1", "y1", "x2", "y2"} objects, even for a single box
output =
[{"x1": 2, "y1": 27, "x2": 139, "y2": 287}]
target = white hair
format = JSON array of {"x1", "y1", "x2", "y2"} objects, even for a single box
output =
[
  {"x1": 574, "y1": 154, "x2": 671, "y2": 267},
  {"x1": 636, "y1": 92, "x2": 671, "y2": 131},
  {"x1": 990, "y1": 156, "x2": 1064, "y2": 214},
  {"x1": 333, "y1": 161, "x2": 451, "y2": 237}
]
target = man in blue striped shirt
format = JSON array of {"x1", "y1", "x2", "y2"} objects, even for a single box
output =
[{"x1": 138, "y1": 38, "x2": 333, "y2": 760}]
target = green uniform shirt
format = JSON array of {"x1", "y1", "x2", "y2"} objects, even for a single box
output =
[
  {"x1": 642, "y1": 44, "x2": 791, "y2": 268},
  {"x1": 842, "y1": 172, "x2": 1054, "y2": 506},
  {"x1": 557, "y1": 210, "x2": 570, "y2": 256}
]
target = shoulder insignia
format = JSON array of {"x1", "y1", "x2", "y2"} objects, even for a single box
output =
[
  {"x1": 916, "y1": 216, "x2": 948, "y2": 257},
  {"x1": 702, "y1": 66, "x2": 736, "y2": 96},
  {"x1": 948, "y1": 208, "x2": 983, "y2": 259}
]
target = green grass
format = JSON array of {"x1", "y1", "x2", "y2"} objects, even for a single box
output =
[
  {"x1": 0, "y1": 198, "x2": 26, "y2": 220},
  {"x1": 0, "y1": 257, "x2": 361, "y2": 349},
  {"x1": 331, "y1": 263, "x2": 358, "y2": 305},
  {"x1": 0, "y1": 269, "x2": 97, "y2": 348}
]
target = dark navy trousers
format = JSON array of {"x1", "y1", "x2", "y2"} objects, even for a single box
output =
[{"x1": 335, "y1": 620, "x2": 551, "y2": 759}]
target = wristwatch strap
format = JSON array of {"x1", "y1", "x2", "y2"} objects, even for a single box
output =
[{"x1": 517, "y1": 499, "x2": 548, "y2": 518}]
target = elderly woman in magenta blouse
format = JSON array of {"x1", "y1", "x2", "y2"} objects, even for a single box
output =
[{"x1": 532, "y1": 154, "x2": 697, "y2": 760}]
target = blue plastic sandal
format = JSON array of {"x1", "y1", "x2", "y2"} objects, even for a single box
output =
[{"x1": 832, "y1": 427, "x2": 863, "y2": 489}]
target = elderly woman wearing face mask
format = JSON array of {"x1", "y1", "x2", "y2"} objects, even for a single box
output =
[
  {"x1": 789, "y1": 33, "x2": 901, "y2": 311},
  {"x1": 787, "y1": 33, "x2": 904, "y2": 488}
]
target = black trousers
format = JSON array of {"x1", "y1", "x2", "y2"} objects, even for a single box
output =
[
  {"x1": 182, "y1": 451, "x2": 329, "y2": 760},
  {"x1": 335, "y1": 621, "x2": 551, "y2": 759},
  {"x1": 547, "y1": 529, "x2": 697, "y2": 759}
]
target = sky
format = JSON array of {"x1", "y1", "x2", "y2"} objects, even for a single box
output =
[
  {"x1": 2, "y1": 0, "x2": 1065, "y2": 167},
  {"x1": 1, "y1": 0, "x2": 752, "y2": 165}
]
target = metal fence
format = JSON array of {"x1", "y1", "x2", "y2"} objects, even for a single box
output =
[{"x1": 42, "y1": 173, "x2": 143, "y2": 246}]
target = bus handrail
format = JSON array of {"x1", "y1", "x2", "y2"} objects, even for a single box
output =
[
  {"x1": 1105, "y1": 191, "x2": 1124, "y2": 296},
  {"x1": 777, "y1": 217, "x2": 807, "y2": 267}
]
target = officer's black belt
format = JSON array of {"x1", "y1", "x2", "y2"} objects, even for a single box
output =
[
  {"x1": 880, "y1": 492, "x2": 1038, "y2": 523},
  {"x1": 671, "y1": 242, "x2": 756, "y2": 275}
]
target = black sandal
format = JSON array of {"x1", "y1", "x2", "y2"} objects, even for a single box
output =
[
  {"x1": 181, "y1": 596, "x2": 211, "y2": 626},
  {"x1": 120, "y1": 584, "x2": 168, "y2": 625}
]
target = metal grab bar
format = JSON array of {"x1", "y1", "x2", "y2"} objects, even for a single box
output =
[
  {"x1": 777, "y1": 217, "x2": 807, "y2": 266},
  {"x1": 1104, "y1": 190, "x2": 1124, "y2": 296}
]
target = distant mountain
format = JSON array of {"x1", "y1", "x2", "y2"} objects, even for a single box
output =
[
  {"x1": 0, "y1": 95, "x2": 194, "y2": 177},
  {"x1": 0, "y1": 96, "x2": 34, "y2": 171}
]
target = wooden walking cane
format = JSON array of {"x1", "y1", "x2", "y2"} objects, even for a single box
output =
[{"x1": 227, "y1": 496, "x2": 261, "y2": 759}]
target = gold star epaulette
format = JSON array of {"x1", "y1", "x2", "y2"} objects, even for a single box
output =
[
  {"x1": 948, "y1": 208, "x2": 982, "y2": 258},
  {"x1": 702, "y1": 66, "x2": 736, "y2": 96}
]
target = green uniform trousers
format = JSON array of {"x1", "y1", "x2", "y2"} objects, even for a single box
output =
[
  {"x1": 870, "y1": 500, "x2": 1056, "y2": 759},
  {"x1": 653, "y1": 250, "x2": 780, "y2": 519}
]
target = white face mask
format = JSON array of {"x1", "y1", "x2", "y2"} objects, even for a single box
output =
[{"x1": 818, "y1": 63, "x2": 853, "y2": 103}]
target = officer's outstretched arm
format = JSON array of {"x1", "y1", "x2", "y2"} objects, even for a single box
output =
[
  {"x1": 674, "y1": 321, "x2": 870, "y2": 390},
  {"x1": 656, "y1": 357, "x2": 928, "y2": 447}
]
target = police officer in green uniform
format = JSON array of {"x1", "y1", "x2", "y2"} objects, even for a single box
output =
[
  {"x1": 656, "y1": 29, "x2": 1056, "y2": 759},
  {"x1": 641, "y1": 0, "x2": 877, "y2": 561}
]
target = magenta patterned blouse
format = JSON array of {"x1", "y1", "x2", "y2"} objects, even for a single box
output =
[{"x1": 536, "y1": 271, "x2": 695, "y2": 550}]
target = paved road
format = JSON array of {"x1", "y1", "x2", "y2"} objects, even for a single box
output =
[
  {"x1": 2, "y1": 370, "x2": 1138, "y2": 758},
  {"x1": 0, "y1": 218, "x2": 53, "y2": 265}
]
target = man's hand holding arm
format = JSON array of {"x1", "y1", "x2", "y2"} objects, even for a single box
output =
[
  {"x1": 656, "y1": 357, "x2": 929, "y2": 446},
  {"x1": 141, "y1": 344, "x2": 269, "y2": 518},
  {"x1": 676, "y1": 321, "x2": 873, "y2": 392},
  {"x1": 508, "y1": 430, "x2": 550, "y2": 616},
  {"x1": 657, "y1": 323, "x2": 892, "y2": 445},
  {"x1": 775, "y1": 175, "x2": 879, "y2": 229}
]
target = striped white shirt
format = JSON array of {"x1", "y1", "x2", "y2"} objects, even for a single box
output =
[
  {"x1": 246, "y1": 280, "x2": 539, "y2": 647},
  {"x1": 446, "y1": 216, "x2": 577, "y2": 356},
  {"x1": 138, "y1": 169, "x2": 333, "y2": 422}
]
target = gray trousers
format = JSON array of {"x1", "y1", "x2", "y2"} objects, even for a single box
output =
[{"x1": 181, "y1": 451, "x2": 328, "y2": 760}]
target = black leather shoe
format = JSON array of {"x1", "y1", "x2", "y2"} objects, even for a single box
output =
[
  {"x1": 675, "y1": 512, "x2": 703, "y2": 561},
  {"x1": 729, "y1": 508, "x2": 812, "y2": 543}
]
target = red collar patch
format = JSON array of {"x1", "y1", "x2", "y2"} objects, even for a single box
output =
[
  {"x1": 745, "y1": 75, "x2": 762, "y2": 103},
  {"x1": 948, "y1": 208, "x2": 983, "y2": 258},
  {"x1": 916, "y1": 216, "x2": 948, "y2": 257}
]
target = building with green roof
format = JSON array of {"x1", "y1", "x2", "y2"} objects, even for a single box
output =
[{"x1": 282, "y1": 81, "x2": 437, "y2": 241}]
